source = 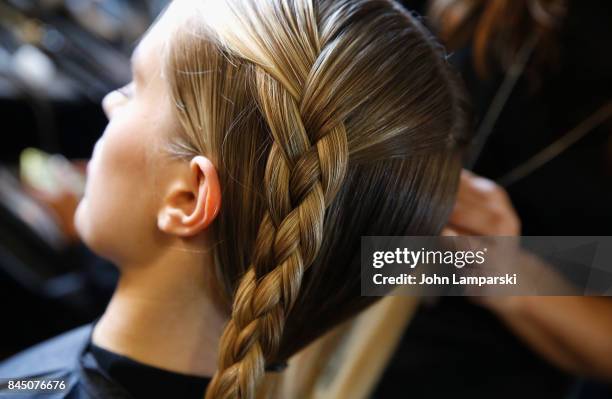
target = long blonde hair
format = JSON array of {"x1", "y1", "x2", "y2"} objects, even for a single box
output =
[{"x1": 163, "y1": 0, "x2": 470, "y2": 397}]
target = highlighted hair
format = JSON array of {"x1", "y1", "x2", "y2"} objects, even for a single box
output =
[{"x1": 164, "y1": 0, "x2": 470, "y2": 397}]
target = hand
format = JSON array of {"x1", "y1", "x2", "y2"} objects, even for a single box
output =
[
  {"x1": 443, "y1": 170, "x2": 520, "y2": 237},
  {"x1": 442, "y1": 170, "x2": 525, "y2": 309}
]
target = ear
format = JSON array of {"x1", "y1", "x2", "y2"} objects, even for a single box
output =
[{"x1": 157, "y1": 156, "x2": 221, "y2": 237}]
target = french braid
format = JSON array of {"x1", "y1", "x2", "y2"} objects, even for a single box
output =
[{"x1": 205, "y1": 2, "x2": 349, "y2": 397}]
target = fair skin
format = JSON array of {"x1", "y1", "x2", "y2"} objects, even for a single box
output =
[
  {"x1": 74, "y1": 3, "x2": 225, "y2": 377},
  {"x1": 449, "y1": 170, "x2": 612, "y2": 380}
]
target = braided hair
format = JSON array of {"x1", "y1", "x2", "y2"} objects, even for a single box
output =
[{"x1": 163, "y1": 1, "x2": 471, "y2": 398}]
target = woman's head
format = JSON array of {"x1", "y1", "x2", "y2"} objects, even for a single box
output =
[{"x1": 77, "y1": 0, "x2": 470, "y2": 397}]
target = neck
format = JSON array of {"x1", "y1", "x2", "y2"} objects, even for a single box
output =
[{"x1": 92, "y1": 240, "x2": 227, "y2": 377}]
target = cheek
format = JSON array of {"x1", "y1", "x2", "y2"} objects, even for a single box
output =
[{"x1": 75, "y1": 112, "x2": 161, "y2": 264}]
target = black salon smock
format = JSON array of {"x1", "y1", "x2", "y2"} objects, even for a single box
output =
[{"x1": 0, "y1": 324, "x2": 210, "y2": 398}]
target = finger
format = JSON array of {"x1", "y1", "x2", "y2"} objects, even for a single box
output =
[
  {"x1": 457, "y1": 171, "x2": 510, "y2": 206},
  {"x1": 444, "y1": 224, "x2": 478, "y2": 237},
  {"x1": 449, "y1": 201, "x2": 518, "y2": 236},
  {"x1": 441, "y1": 227, "x2": 459, "y2": 236}
]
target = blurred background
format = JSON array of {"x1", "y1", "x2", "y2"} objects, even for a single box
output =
[
  {"x1": 0, "y1": 0, "x2": 165, "y2": 359},
  {"x1": 0, "y1": 0, "x2": 610, "y2": 398}
]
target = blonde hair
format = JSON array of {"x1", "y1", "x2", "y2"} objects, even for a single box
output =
[
  {"x1": 274, "y1": 296, "x2": 420, "y2": 399},
  {"x1": 163, "y1": 0, "x2": 470, "y2": 398}
]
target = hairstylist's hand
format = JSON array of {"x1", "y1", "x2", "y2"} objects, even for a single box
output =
[
  {"x1": 442, "y1": 170, "x2": 521, "y2": 237},
  {"x1": 442, "y1": 170, "x2": 523, "y2": 311},
  {"x1": 441, "y1": 175, "x2": 612, "y2": 379}
]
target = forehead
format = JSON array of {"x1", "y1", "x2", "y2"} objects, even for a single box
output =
[{"x1": 132, "y1": 2, "x2": 183, "y2": 77}]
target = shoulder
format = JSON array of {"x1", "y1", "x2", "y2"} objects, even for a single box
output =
[{"x1": 0, "y1": 324, "x2": 93, "y2": 378}]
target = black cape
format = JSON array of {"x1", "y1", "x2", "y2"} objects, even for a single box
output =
[{"x1": 0, "y1": 324, "x2": 134, "y2": 399}]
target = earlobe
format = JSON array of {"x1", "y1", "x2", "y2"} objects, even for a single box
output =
[{"x1": 157, "y1": 156, "x2": 221, "y2": 237}]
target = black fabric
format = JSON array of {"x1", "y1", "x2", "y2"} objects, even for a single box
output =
[
  {"x1": 89, "y1": 344, "x2": 210, "y2": 399},
  {"x1": 0, "y1": 324, "x2": 210, "y2": 399},
  {"x1": 373, "y1": 298, "x2": 572, "y2": 399},
  {"x1": 374, "y1": 1, "x2": 612, "y2": 398}
]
